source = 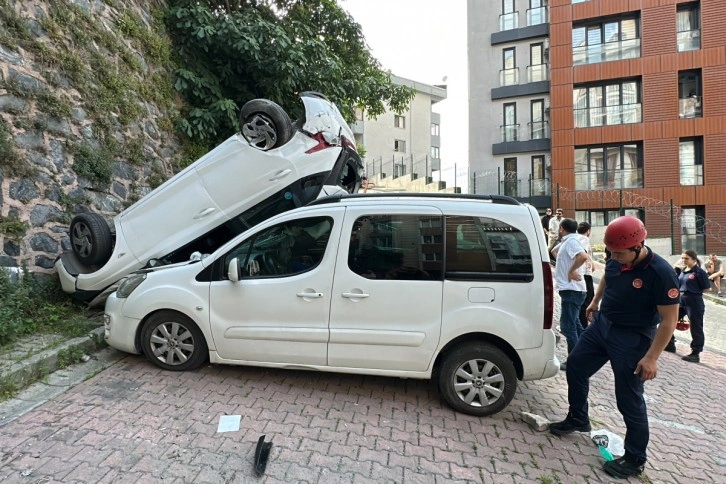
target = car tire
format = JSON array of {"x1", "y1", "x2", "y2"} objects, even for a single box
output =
[
  {"x1": 239, "y1": 99, "x2": 293, "y2": 151},
  {"x1": 140, "y1": 311, "x2": 208, "y2": 371},
  {"x1": 438, "y1": 342, "x2": 517, "y2": 417},
  {"x1": 69, "y1": 213, "x2": 113, "y2": 266}
]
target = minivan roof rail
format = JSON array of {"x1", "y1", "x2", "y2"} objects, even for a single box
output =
[{"x1": 309, "y1": 193, "x2": 521, "y2": 206}]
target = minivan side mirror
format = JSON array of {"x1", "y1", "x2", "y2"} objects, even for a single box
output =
[{"x1": 228, "y1": 258, "x2": 241, "y2": 282}]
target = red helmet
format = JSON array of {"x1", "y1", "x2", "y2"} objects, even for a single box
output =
[{"x1": 603, "y1": 216, "x2": 647, "y2": 250}]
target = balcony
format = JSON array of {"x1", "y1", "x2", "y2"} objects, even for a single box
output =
[
  {"x1": 574, "y1": 104, "x2": 642, "y2": 128},
  {"x1": 526, "y1": 7, "x2": 548, "y2": 26},
  {"x1": 574, "y1": 168, "x2": 644, "y2": 191},
  {"x1": 573, "y1": 39, "x2": 641, "y2": 66},
  {"x1": 493, "y1": 123, "x2": 551, "y2": 155},
  {"x1": 499, "y1": 177, "x2": 552, "y2": 205},
  {"x1": 500, "y1": 12, "x2": 518, "y2": 31},
  {"x1": 499, "y1": 68, "x2": 520, "y2": 87},
  {"x1": 527, "y1": 64, "x2": 549, "y2": 83},
  {"x1": 677, "y1": 30, "x2": 701, "y2": 52},
  {"x1": 679, "y1": 96, "x2": 702, "y2": 118}
]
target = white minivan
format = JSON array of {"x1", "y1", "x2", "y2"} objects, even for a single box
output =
[{"x1": 104, "y1": 193, "x2": 559, "y2": 416}]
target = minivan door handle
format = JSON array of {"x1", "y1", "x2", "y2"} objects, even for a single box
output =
[
  {"x1": 269, "y1": 169, "x2": 293, "y2": 181},
  {"x1": 193, "y1": 207, "x2": 216, "y2": 219},
  {"x1": 297, "y1": 292, "x2": 324, "y2": 298},
  {"x1": 341, "y1": 292, "x2": 370, "y2": 299}
]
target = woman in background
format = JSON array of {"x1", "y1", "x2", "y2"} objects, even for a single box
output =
[{"x1": 677, "y1": 250, "x2": 710, "y2": 362}]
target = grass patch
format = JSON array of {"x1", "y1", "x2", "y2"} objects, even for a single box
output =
[
  {"x1": 57, "y1": 345, "x2": 85, "y2": 369},
  {"x1": 0, "y1": 213, "x2": 29, "y2": 242},
  {"x1": 0, "y1": 117, "x2": 34, "y2": 177},
  {"x1": 69, "y1": 142, "x2": 114, "y2": 184},
  {"x1": 0, "y1": 268, "x2": 95, "y2": 349}
]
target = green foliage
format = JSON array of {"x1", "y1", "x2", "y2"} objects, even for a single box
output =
[
  {"x1": 70, "y1": 142, "x2": 114, "y2": 184},
  {"x1": 0, "y1": 268, "x2": 94, "y2": 348},
  {"x1": 56, "y1": 345, "x2": 85, "y2": 369},
  {"x1": 0, "y1": 117, "x2": 32, "y2": 177},
  {"x1": 0, "y1": 214, "x2": 29, "y2": 241},
  {"x1": 147, "y1": 161, "x2": 167, "y2": 189},
  {"x1": 166, "y1": 0, "x2": 414, "y2": 147}
]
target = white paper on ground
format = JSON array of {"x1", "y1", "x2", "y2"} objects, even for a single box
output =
[{"x1": 217, "y1": 415, "x2": 242, "y2": 433}]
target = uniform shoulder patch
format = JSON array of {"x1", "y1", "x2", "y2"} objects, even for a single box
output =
[{"x1": 668, "y1": 288, "x2": 680, "y2": 299}]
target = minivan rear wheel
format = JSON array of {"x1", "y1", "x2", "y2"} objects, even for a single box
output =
[
  {"x1": 140, "y1": 311, "x2": 208, "y2": 371},
  {"x1": 438, "y1": 342, "x2": 517, "y2": 416},
  {"x1": 70, "y1": 213, "x2": 113, "y2": 267},
  {"x1": 239, "y1": 99, "x2": 293, "y2": 150}
]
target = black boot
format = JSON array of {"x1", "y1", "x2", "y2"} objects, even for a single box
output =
[
  {"x1": 682, "y1": 351, "x2": 700, "y2": 363},
  {"x1": 664, "y1": 337, "x2": 676, "y2": 353}
]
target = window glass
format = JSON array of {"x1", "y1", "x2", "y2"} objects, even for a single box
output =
[
  {"x1": 621, "y1": 19, "x2": 637, "y2": 40},
  {"x1": 445, "y1": 216, "x2": 533, "y2": 280},
  {"x1": 348, "y1": 215, "x2": 443, "y2": 280},
  {"x1": 604, "y1": 22, "x2": 619, "y2": 43},
  {"x1": 224, "y1": 216, "x2": 333, "y2": 278}
]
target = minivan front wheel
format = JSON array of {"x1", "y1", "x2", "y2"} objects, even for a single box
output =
[
  {"x1": 140, "y1": 311, "x2": 208, "y2": 371},
  {"x1": 239, "y1": 99, "x2": 293, "y2": 150},
  {"x1": 438, "y1": 342, "x2": 517, "y2": 416},
  {"x1": 70, "y1": 213, "x2": 112, "y2": 266}
]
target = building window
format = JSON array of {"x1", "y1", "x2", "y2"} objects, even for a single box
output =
[
  {"x1": 500, "y1": 0, "x2": 517, "y2": 31},
  {"x1": 530, "y1": 100, "x2": 547, "y2": 139},
  {"x1": 355, "y1": 108, "x2": 364, "y2": 121},
  {"x1": 527, "y1": 0, "x2": 548, "y2": 26},
  {"x1": 531, "y1": 155, "x2": 550, "y2": 196},
  {"x1": 500, "y1": 47, "x2": 518, "y2": 86},
  {"x1": 677, "y1": 2, "x2": 701, "y2": 52},
  {"x1": 394, "y1": 139, "x2": 406, "y2": 153},
  {"x1": 681, "y1": 206, "x2": 705, "y2": 254},
  {"x1": 431, "y1": 123, "x2": 440, "y2": 136},
  {"x1": 502, "y1": 103, "x2": 518, "y2": 142},
  {"x1": 394, "y1": 115, "x2": 406, "y2": 128},
  {"x1": 575, "y1": 210, "x2": 636, "y2": 227},
  {"x1": 528, "y1": 43, "x2": 547, "y2": 83},
  {"x1": 679, "y1": 70, "x2": 702, "y2": 118},
  {"x1": 574, "y1": 143, "x2": 643, "y2": 190},
  {"x1": 431, "y1": 146, "x2": 440, "y2": 159},
  {"x1": 573, "y1": 16, "x2": 640, "y2": 66},
  {"x1": 680, "y1": 138, "x2": 703, "y2": 186},
  {"x1": 573, "y1": 79, "x2": 642, "y2": 127}
]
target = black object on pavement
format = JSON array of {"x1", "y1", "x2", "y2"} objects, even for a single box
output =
[{"x1": 254, "y1": 435, "x2": 273, "y2": 476}]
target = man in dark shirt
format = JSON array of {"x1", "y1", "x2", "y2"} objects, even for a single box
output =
[
  {"x1": 541, "y1": 208, "x2": 553, "y2": 235},
  {"x1": 549, "y1": 216, "x2": 679, "y2": 479}
]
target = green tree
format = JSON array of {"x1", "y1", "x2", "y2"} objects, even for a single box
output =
[{"x1": 167, "y1": 0, "x2": 414, "y2": 146}]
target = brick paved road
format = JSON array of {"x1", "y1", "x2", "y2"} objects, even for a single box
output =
[{"x1": 1, "y1": 335, "x2": 725, "y2": 483}]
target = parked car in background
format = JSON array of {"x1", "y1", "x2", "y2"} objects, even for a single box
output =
[
  {"x1": 103, "y1": 193, "x2": 559, "y2": 416},
  {"x1": 56, "y1": 92, "x2": 363, "y2": 304}
]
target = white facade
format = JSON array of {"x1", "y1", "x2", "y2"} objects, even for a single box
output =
[{"x1": 353, "y1": 75, "x2": 446, "y2": 182}]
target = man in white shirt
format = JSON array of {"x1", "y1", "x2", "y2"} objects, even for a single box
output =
[
  {"x1": 552, "y1": 218, "x2": 588, "y2": 370},
  {"x1": 548, "y1": 209, "x2": 564, "y2": 261}
]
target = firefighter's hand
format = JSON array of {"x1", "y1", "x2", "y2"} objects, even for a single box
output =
[{"x1": 635, "y1": 356, "x2": 658, "y2": 381}]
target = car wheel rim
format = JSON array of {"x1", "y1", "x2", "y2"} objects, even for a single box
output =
[
  {"x1": 242, "y1": 113, "x2": 277, "y2": 150},
  {"x1": 149, "y1": 321, "x2": 195, "y2": 366},
  {"x1": 452, "y1": 358, "x2": 506, "y2": 408},
  {"x1": 71, "y1": 222, "x2": 92, "y2": 258}
]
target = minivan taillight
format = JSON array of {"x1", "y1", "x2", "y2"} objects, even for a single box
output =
[{"x1": 542, "y1": 262, "x2": 553, "y2": 329}]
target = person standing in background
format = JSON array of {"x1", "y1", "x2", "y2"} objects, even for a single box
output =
[
  {"x1": 548, "y1": 209, "x2": 564, "y2": 262},
  {"x1": 704, "y1": 253, "x2": 724, "y2": 296},
  {"x1": 677, "y1": 250, "x2": 710, "y2": 363},
  {"x1": 541, "y1": 208, "x2": 553, "y2": 236},
  {"x1": 576, "y1": 222, "x2": 594, "y2": 329}
]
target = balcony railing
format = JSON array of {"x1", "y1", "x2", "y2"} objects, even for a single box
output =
[
  {"x1": 527, "y1": 64, "x2": 549, "y2": 83},
  {"x1": 499, "y1": 177, "x2": 552, "y2": 198},
  {"x1": 529, "y1": 121, "x2": 550, "y2": 140},
  {"x1": 526, "y1": 6, "x2": 548, "y2": 26},
  {"x1": 573, "y1": 38, "x2": 641, "y2": 66},
  {"x1": 679, "y1": 96, "x2": 702, "y2": 118},
  {"x1": 574, "y1": 168, "x2": 644, "y2": 191},
  {"x1": 574, "y1": 104, "x2": 642, "y2": 128},
  {"x1": 680, "y1": 164, "x2": 703, "y2": 186},
  {"x1": 677, "y1": 30, "x2": 701, "y2": 52},
  {"x1": 500, "y1": 12, "x2": 518, "y2": 31},
  {"x1": 500, "y1": 123, "x2": 520, "y2": 142},
  {"x1": 499, "y1": 67, "x2": 520, "y2": 87}
]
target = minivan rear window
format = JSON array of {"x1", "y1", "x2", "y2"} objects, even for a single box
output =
[{"x1": 445, "y1": 216, "x2": 533, "y2": 281}]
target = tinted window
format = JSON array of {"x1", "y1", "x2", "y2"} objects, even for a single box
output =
[
  {"x1": 445, "y1": 216, "x2": 533, "y2": 281},
  {"x1": 223, "y1": 216, "x2": 333, "y2": 278},
  {"x1": 348, "y1": 215, "x2": 443, "y2": 280}
]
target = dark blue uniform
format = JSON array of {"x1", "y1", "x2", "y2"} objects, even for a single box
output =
[
  {"x1": 678, "y1": 265, "x2": 710, "y2": 353},
  {"x1": 566, "y1": 246, "x2": 679, "y2": 466}
]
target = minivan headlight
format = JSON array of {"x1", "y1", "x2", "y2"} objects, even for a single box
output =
[{"x1": 116, "y1": 273, "x2": 147, "y2": 298}]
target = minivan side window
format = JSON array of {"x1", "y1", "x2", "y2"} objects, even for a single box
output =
[
  {"x1": 223, "y1": 216, "x2": 333, "y2": 278},
  {"x1": 348, "y1": 215, "x2": 443, "y2": 280},
  {"x1": 445, "y1": 216, "x2": 534, "y2": 281}
]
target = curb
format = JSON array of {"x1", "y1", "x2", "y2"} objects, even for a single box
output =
[{"x1": 1, "y1": 327, "x2": 106, "y2": 389}]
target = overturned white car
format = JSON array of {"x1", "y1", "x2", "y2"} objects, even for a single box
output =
[{"x1": 56, "y1": 92, "x2": 364, "y2": 303}]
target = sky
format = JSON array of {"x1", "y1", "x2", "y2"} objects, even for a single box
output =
[{"x1": 338, "y1": 0, "x2": 470, "y2": 189}]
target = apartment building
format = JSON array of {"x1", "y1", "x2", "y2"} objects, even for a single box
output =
[
  {"x1": 550, "y1": 0, "x2": 726, "y2": 253},
  {"x1": 468, "y1": 0, "x2": 552, "y2": 208},
  {"x1": 353, "y1": 75, "x2": 446, "y2": 182}
]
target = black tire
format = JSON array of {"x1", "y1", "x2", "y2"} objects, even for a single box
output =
[
  {"x1": 140, "y1": 311, "x2": 208, "y2": 371},
  {"x1": 69, "y1": 213, "x2": 113, "y2": 266},
  {"x1": 239, "y1": 99, "x2": 293, "y2": 150},
  {"x1": 438, "y1": 342, "x2": 517, "y2": 417}
]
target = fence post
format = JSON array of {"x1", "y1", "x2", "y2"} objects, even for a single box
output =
[
  {"x1": 454, "y1": 163, "x2": 457, "y2": 191},
  {"x1": 670, "y1": 199, "x2": 675, "y2": 255},
  {"x1": 472, "y1": 171, "x2": 476, "y2": 194},
  {"x1": 409, "y1": 154, "x2": 413, "y2": 178},
  {"x1": 619, "y1": 189, "x2": 623, "y2": 214},
  {"x1": 425, "y1": 155, "x2": 429, "y2": 181},
  {"x1": 556, "y1": 183, "x2": 560, "y2": 207},
  {"x1": 497, "y1": 167, "x2": 502, "y2": 195}
]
